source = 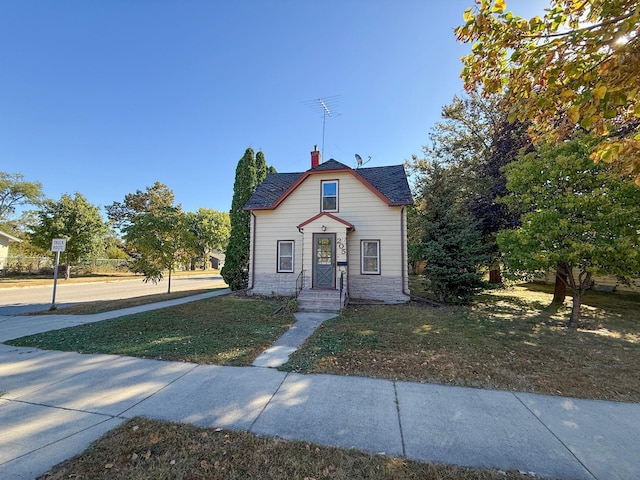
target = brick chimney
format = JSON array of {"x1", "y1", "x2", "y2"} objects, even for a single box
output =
[{"x1": 311, "y1": 145, "x2": 321, "y2": 168}]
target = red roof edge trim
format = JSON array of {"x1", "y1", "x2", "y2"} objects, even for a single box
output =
[{"x1": 297, "y1": 212, "x2": 355, "y2": 230}]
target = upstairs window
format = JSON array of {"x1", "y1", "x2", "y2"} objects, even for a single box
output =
[
  {"x1": 361, "y1": 240, "x2": 380, "y2": 275},
  {"x1": 321, "y1": 180, "x2": 338, "y2": 212},
  {"x1": 277, "y1": 240, "x2": 294, "y2": 273}
]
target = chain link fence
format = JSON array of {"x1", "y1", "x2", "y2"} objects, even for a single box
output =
[{"x1": 1, "y1": 257, "x2": 132, "y2": 276}]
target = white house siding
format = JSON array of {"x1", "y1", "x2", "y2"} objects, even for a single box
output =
[
  {"x1": 248, "y1": 171, "x2": 410, "y2": 302},
  {"x1": 249, "y1": 209, "x2": 303, "y2": 296},
  {"x1": 0, "y1": 236, "x2": 9, "y2": 270}
]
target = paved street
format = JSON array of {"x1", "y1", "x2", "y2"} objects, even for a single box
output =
[{"x1": 0, "y1": 274, "x2": 226, "y2": 315}]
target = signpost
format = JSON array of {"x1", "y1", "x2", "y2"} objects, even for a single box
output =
[{"x1": 50, "y1": 238, "x2": 67, "y2": 310}]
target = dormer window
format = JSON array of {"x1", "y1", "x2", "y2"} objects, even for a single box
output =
[{"x1": 321, "y1": 180, "x2": 338, "y2": 212}]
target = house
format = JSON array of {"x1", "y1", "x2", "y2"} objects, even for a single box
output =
[
  {"x1": 0, "y1": 230, "x2": 22, "y2": 272},
  {"x1": 244, "y1": 146, "x2": 413, "y2": 311},
  {"x1": 210, "y1": 252, "x2": 225, "y2": 270}
]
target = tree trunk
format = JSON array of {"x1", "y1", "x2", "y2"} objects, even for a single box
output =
[
  {"x1": 64, "y1": 253, "x2": 70, "y2": 280},
  {"x1": 568, "y1": 293, "x2": 581, "y2": 328},
  {"x1": 489, "y1": 268, "x2": 502, "y2": 284},
  {"x1": 552, "y1": 269, "x2": 567, "y2": 303},
  {"x1": 167, "y1": 268, "x2": 172, "y2": 294}
]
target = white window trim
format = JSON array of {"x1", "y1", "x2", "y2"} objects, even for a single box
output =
[
  {"x1": 277, "y1": 240, "x2": 295, "y2": 273},
  {"x1": 361, "y1": 240, "x2": 380, "y2": 275},
  {"x1": 321, "y1": 180, "x2": 339, "y2": 212}
]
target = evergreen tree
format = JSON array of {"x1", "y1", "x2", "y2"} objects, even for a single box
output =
[
  {"x1": 419, "y1": 161, "x2": 489, "y2": 304},
  {"x1": 255, "y1": 150, "x2": 267, "y2": 187},
  {"x1": 409, "y1": 93, "x2": 529, "y2": 284},
  {"x1": 221, "y1": 147, "x2": 258, "y2": 290}
]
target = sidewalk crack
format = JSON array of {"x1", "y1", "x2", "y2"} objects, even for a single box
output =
[
  {"x1": 393, "y1": 381, "x2": 407, "y2": 457},
  {"x1": 249, "y1": 371, "x2": 290, "y2": 432},
  {"x1": 513, "y1": 393, "x2": 598, "y2": 480}
]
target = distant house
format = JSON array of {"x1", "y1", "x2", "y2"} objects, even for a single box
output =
[
  {"x1": 243, "y1": 146, "x2": 413, "y2": 311},
  {"x1": 0, "y1": 230, "x2": 22, "y2": 272},
  {"x1": 210, "y1": 252, "x2": 225, "y2": 270}
]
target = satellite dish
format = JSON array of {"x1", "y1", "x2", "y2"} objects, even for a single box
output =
[{"x1": 355, "y1": 153, "x2": 363, "y2": 167}]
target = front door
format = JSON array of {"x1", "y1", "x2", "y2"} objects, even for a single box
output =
[{"x1": 313, "y1": 234, "x2": 335, "y2": 289}]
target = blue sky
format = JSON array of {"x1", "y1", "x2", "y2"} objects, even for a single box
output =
[{"x1": 1, "y1": 1, "x2": 546, "y2": 216}]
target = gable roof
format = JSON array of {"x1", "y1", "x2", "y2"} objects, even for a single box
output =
[
  {"x1": 244, "y1": 159, "x2": 413, "y2": 210},
  {"x1": 297, "y1": 212, "x2": 355, "y2": 230}
]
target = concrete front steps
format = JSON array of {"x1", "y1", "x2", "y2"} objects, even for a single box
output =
[{"x1": 297, "y1": 288, "x2": 346, "y2": 313}]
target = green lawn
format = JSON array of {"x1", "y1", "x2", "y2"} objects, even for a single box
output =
[{"x1": 8, "y1": 294, "x2": 294, "y2": 366}]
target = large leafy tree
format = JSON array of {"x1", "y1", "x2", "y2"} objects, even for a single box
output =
[
  {"x1": 30, "y1": 193, "x2": 108, "y2": 278},
  {"x1": 415, "y1": 161, "x2": 489, "y2": 304},
  {"x1": 221, "y1": 148, "x2": 268, "y2": 290},
  {"x1": 456, "y1": 0, "x2": 640, "y2": 183},
  {"x1": 106, "y1": 182, "x2": 175, "y2": 230},
  {"x1": 123, "y1": 206, "x2": 196, "y2": 293},
  {"x1": 408, "y1": 92, "x2": 529, "y2": 282},
  {"x1": 186, "y1": 208, "x2": 230, "y2": 269},
  {"x1": 498, "y1": 136, "x2": 640, "y2": 327},
  {"x1": 0, "y1": 172, "x2": 45, "y2": 226}
]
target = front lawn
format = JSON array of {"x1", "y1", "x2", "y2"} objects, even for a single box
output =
[
  {"x1": 8, "y1": 294, "x2": 294, "y2": 366},
  {"x1": 281, "y1": 283, "x2": 640, "y2": 402},
  {"x1": 8, "y1": 282, "x2": 639, "y2": 401}
]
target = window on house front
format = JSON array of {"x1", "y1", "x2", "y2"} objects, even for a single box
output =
[
  {"x1": 361, "y1": 240, "x2": 380, "y2": 274},
  {"x1": 321, "y1": 180, "x2": 338, "y2": 212},
  {"x1": 277, "y1": 240, "x2": 294, "y2": 273}
]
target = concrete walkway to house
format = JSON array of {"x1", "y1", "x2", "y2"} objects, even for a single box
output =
[{"x1": 1, "y1": 292, "x2": 639, "y2": 480}]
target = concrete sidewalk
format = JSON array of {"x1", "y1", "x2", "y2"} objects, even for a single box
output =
[{"x1": 1, "y1": 293, "x2": 639, "y2": 479}]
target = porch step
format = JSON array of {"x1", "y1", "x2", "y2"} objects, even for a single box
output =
[{"x1": 297, "y1": 288, "x2": 345, "y2": 313}]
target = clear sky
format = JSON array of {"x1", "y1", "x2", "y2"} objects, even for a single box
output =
[{"x1": 1, "y1": 0, "x2": 547, "y2": 216}]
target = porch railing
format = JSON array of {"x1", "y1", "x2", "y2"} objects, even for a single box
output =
[
  {"x1": 339, "y1": 270, "x2": 347, "y2": 307},
  {"x1": 295, "y1": 270, "x2": 305, "y2": 298}
]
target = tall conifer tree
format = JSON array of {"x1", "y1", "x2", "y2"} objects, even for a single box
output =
[
  {"x1": 419, "y1": 161, "x2": 489, "y2": 304},
  {"x1": 221, "y1": 148, "x2": 257, "y2": 290},
  {"x1": 255, "y1": 150, "x2": 267, "y2": 188}
]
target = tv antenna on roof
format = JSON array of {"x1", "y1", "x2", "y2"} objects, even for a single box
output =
[{"x1": 303, "y1": 95, "x2": 340, "y2": 159}]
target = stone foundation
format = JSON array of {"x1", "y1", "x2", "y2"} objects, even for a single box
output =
[
  {"x1": 348, "y1": 275, "x2": 410, "y2": 304},
  {"x1": 248, "y1": 273, "x2": 297, "y2": 297}
]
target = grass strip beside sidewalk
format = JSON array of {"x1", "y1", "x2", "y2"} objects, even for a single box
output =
[
  {"x1": 26, "y1": 288, "x2": 225, "y2": 315},
  {"x1": 38, "y1": 417, "x2": 546, "y2": 480}
]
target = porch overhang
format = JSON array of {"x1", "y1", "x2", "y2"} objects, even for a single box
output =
[{"x1": 297, "y1": 212, "x2": 355, "y2": 232}]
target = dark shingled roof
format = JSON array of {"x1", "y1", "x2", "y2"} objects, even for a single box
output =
[
  {"x1": 312, "y1": 158, "x2": 350, "y2": 170},
  {"x1": 244, "y1": 172, "x2": 302, "y2": 209},
  {"x1": 356, "y1": 165, "x2": 414, "y2": 205},
  {"x1": 244, "y1": 160, "x2": 413, "y2": 210}
]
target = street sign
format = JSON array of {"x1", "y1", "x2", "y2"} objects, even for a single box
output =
[{"x1": 51, "y1": 238, "x2": 66, "y2": 252}]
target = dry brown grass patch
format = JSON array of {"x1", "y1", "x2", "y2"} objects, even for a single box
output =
[{"x1": 38, "y1": 417, "x2": 545, "y2": 480}]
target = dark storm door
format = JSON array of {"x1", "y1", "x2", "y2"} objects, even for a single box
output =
[{"x1": 313, "y1": 234, "x2": 335, "y2": 288}]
